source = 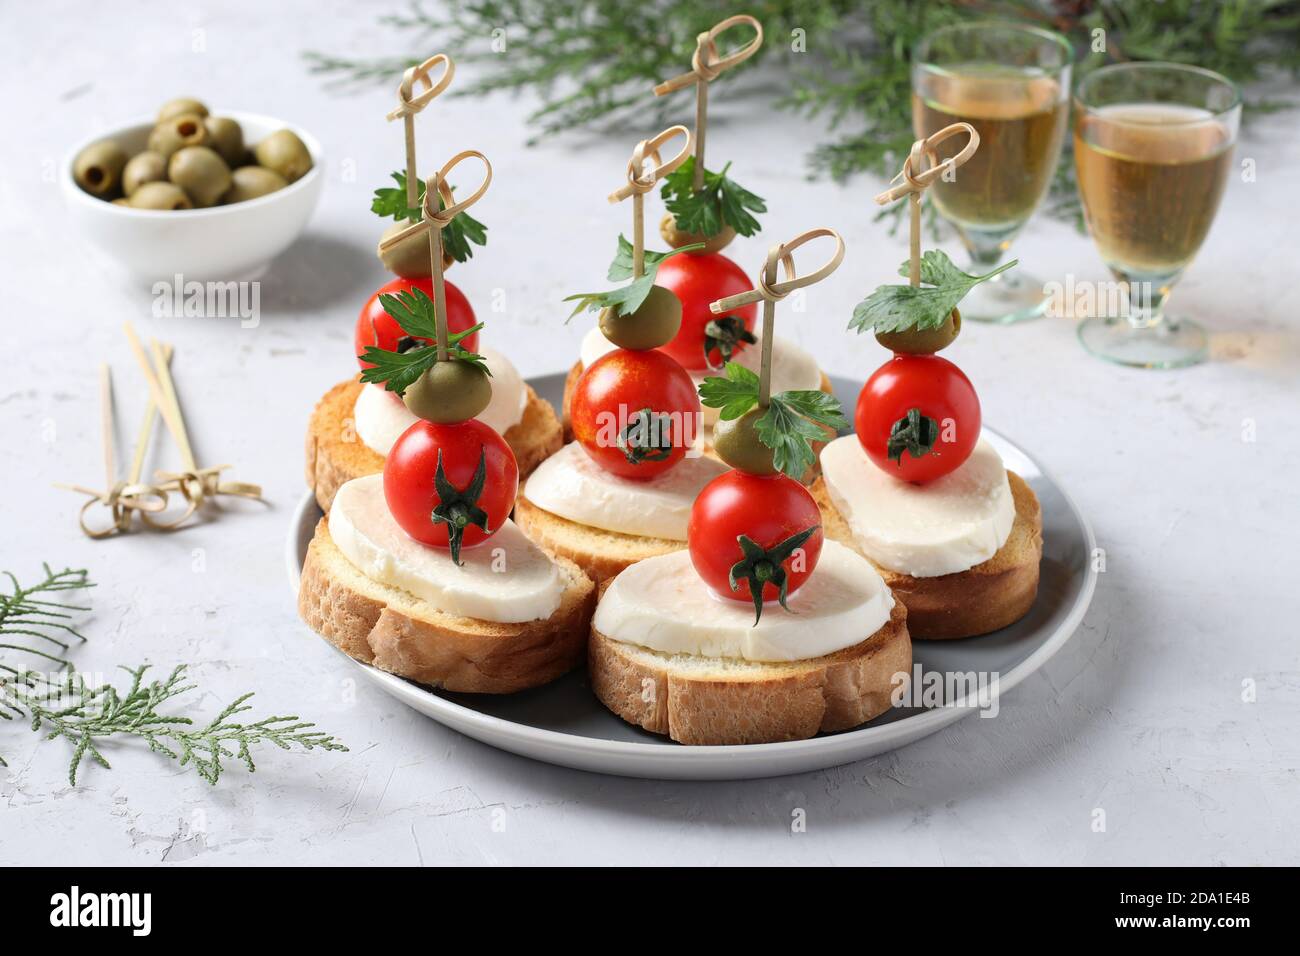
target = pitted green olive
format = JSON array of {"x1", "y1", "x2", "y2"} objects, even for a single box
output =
[
  {"x1": 377, "y1": 221, "x2": 453, "y2": 277},
  {"x1": 73, "y1": 140, "x2": 128, "y2": 197},
  {"x1": 402, "y1": 360, "x2": 492, "y2": 424},
  {"x1": 660, "y1": 213, "x2": 735, "y2": 255},
  {"x1": 254, "y1": 129, "x2": 312, "y2": 183},
  {"x1": 168, "y1": 146, "x2": 231, "y2": 208},
  {"x1": 875, "y1": 307, "x2": 962, "y2": 354},
  {"x1": 712, "y1": 407, "x2": 777, "y2": 475},
  {"x1": 147, "y1": 113, "x2": 209, "y2": 160},
  {"x1": 223, "y1": 165, "x2": 287, "y2": 203},
  {"x1": 128, "y1": 181, "x2": 193, "y2": 210},
  {"x1": 204, "y1": 116, "x2": 245, "y2": 166},
  {"x1": 158, "y1": 98, "x2": 209, "y2": 123},
  {"x1": 122, "y1": 151, "x2": 167, "y2": 197},
  {"x1": 599, "y1": 284, "x2": 682, "y2": 351}
]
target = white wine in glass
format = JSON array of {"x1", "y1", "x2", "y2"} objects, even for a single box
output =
[
  {"x1": 1074, "y1": 63, "x2": 1240, "y2": 368},
  {"x1": 912, "y1": 22, "x2": 1072, "y2": 323}
]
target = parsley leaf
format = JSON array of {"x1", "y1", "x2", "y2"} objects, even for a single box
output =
[
  {"x1": 370, "y1": 170, "x2": 488, "y2": 263},
  {"x1": 661, "y1": 158, "x2": 766, "y2": 238},
  {"x1": 357, "y1": 288, "x2": 487, "y2": 394},
  {"x1": 849, "y1": 250, "x2": 1017, "y2": 335},
  {"x1": 698, "y1": 363, "x2": 848, "y2": 479},
  {"x1": 564, "y1": 234, "x2": 704, "y2": 321}
]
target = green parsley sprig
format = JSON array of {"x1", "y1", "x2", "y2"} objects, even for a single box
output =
[
  {"x1": 850, "y1": 250, "x2": 1017, "y2": 335},
  {"x1": 661, "y1": 157, "x2": 766, "y2": 238},
  {"x1": 564, "y1": 234, "x2": 704, "y2": 320},
  {"x1": 372, "y1": 170, "x2": 488, "y2": 263},
  {"x1": 358, "y1": 288, "x2": 488, "y2": 395},
  {"x1": 699, "y1": 363, "x2": 848, "y2": 479}
]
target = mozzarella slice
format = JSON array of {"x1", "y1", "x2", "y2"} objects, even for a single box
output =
[
  {"x1": 329, "y1": 474, "x2": 564, "y2": 623},
  {"x1": 524, "y1": 441, "x2": 727, "y2": 540},
  {"x1": 594, "y1": 542, "x2": 894, "y2": 662},
  {"x1": 820, "y1": 435, "x2": 1014, "y2": 578}
]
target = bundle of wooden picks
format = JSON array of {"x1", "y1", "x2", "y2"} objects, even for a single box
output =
[{"x1": 57, "y1": 323, "x2": 264, "y2": 539}]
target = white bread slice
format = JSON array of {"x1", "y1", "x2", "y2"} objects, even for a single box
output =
[
  {"x1": 298, "y1": 518, "x2": 594, "y2": 693},
  {"x1": 305, "y1": 379, "x2": 563, "y2": 512},
  {"x1": 590, "y1": 596, "x2": 910, "y2": 745},
  {"x1": 810, "y1": 470, "x2": 1042, "y2": 640}
]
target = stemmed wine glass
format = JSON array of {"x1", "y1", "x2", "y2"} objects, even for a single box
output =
[{"x1": 912, "y1": 21, "x2": 1072, "y2": 324}]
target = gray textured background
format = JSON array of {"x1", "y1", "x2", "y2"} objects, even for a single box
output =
[{"x1": 1, "y1": 1, "x2": 1296, "y2": 865}]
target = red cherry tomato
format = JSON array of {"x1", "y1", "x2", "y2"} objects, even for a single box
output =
[
  {"x1": 688, "y1": 470, "x2": 823, "y2": 606},
  {"x1": 654, "y1": 252, "x2": 757, "y2": 371},
  {"x1": 570, "y1": 348, "x2": 700, "y2": 480},
  {"x1": 356, "y1": 276, "x2": 478, "y2": 371},
  {"x1": 383, "y1": 418, "x2": 518, "y2": 550},
  {"x1": 855, "y1": 354, "x2": 981, "y2": 483}
]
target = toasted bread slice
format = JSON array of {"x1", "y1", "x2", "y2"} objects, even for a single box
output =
[
  {"x1": 305, "y1": 379, "x2": 563, "y2": 512},
  {"x1": 590, "y1": 596, "x2": 910, "y2": 745},
  {"x1": 561, "y1": 359, "x2": 835, "y2": 445},
  {"x1": 514, "y1": 490, "x2": 682, "y2": 585},
  {"x1": 298, "y1": 518, "x2": 595, "y2": 693},
  {"x1": 810, "y1": 470, "x2": 1042, "y2": 640}
]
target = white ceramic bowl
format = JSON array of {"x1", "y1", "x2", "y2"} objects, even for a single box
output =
[{"x1": 62, "y1": 110, "x2": 324, "y2": 283}]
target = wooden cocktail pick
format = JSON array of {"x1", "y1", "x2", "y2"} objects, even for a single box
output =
[
  {"x1": 607, "y1": 125, "x2": 692, "y2": 278},
  {"x1": 385, "y1": 53, "x2": 455, "y2": 221}
]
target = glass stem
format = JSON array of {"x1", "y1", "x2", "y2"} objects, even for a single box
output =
[{"x1": 1122, "y1": 276, "x2": 1170, "y2": 330}]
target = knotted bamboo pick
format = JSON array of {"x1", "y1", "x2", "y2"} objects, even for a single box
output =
[
  {"x1": 378, "y1": 150, "x2": 492, "y2": 359},
  {"x1": 607, "y1": 125, "x2": 692, "y2": 278},
  {"x1": 874, "y1": 122, "x2": 979, "y2": 287},
  {"x1": 710, "y1": 228, "x2": 845, "y2": 405},
  {"x1": 385, "y1": 53, "x2": 455, "y2": 213},
  {"x1": 654, "y1": 14, "x2": 763, "y2": 192}
]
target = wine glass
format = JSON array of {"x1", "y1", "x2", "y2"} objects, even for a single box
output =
[
  {"x1": 1073, "y1": 62, "x2": 1240, "y2": 368},
  {"x1": 912, "y1": 21, "x2": 1072, "y2": 323}
]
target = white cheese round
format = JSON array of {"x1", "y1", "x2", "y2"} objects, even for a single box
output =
[
  {"x1": 593, "y1": 541, "x2": 894, "y2": 662},
  {"x1": 524, "y1": 441, "x2": 727, "y2": 541},
  {"x1": 329, "y1": 474, "x2": 564, "y2": 623},
  {"x1": 354, "y1": 344, "x2": 527, "y2": 456},
  {"x1": 820, "y1": 434, "x2": 1014, "y2": 578},
  {"x1": 578, "y1": 327, "x2": 822, "y2": 427}
]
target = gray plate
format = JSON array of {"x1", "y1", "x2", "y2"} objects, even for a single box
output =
[{"x1": 286, "y1": 373, "x2": 1096, "y2": 780}]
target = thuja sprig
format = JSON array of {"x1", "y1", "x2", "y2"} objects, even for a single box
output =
[
  {"x1": 0, "y1": 565, "x2": 347, "y2": 785},
  {"x1": 359, "y1": 288, "x2": 488, "y2": 394},
  {"x1": 372, "y1": 170, "x2": 488, "y2": 263}
]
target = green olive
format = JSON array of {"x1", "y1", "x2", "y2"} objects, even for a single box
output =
[
  {"x1": 158, "y1": 97, "x2": 209, "y2": 123},
  {"x1": 377, "y1": 221, "x2": 453, "y2": 277},
  {"x1": 713, "y1": 407, "x2": 777, "y2": 475},
  {"x1": 111, "y1": 198, "x2": 131, "y2": 206},
  {"x1": 203, "y1": 116, "x2": 245, "y2": 166},
  {"x1": 147, "y1": 113, "x2": 209, "y2": 160},
  {"x1": 223, "y1": 165, "x2": 287, "y2": 204},
  {"x1": 73, "y1": 140, "x2": 128, "y2": 197},
  {"x1": 875, "y1": 307, "x2": 962, "y2": 354},
  {"x1": 402, "y1": 360, "x2": 492, "y2": 424},
  {"x1": 121, "y1": 151, "x2": 167, "y2": 197},
  {"x1": 128, "y1": 181, "x2": 193, "y2": 210},
  {"x1": 168, "y1": 146, "x2": 231, "y2": 208},
  {"x1": 660, "y1": 213, "x2": 735, "y2": 255},
  {"x1": 599, "y1": 284, "x2": 681, "y2": 351},
  {"x1": 254, "y1": 129, "x2": 312, "y2": 183}
]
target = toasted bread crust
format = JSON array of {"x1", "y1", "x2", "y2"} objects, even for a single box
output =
[
  {"x1": 810, "y1": 470, "x2": 1042, "y2": 640},
  {"x1": 297, "y1": 519, "x2": 595, "y2": 693},
  {"x1": 589, "y1": 597, "x2": 910, "y2": 745},
  {"x1": 305, "y1": 379, "x2": 563, "y2": 512},
  {"x1": 514, "y1": 491, "x2": 683, "y2": 584}
]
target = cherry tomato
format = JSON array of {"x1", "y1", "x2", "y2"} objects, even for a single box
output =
[
  {"x1": 570, "y1": 348, "x2": 700, "y2": 480},
  {"x1": 688, "y1": 470, "x2": 823, "y2": 607},
  {"x1": 356, "y1": 276, "x2": 478, "y2": 371},
  {"x1": 654, "y1": 252, "x2": 757, "y2": 371},
  {"x1": 855, "y1": 354, "x2": 981, "y2": 483},
  {"x1": 383, "y1": 418, "x2": 518, "y2": 550}
]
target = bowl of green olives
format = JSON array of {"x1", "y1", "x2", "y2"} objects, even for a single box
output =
[{"x1": 63, "y1": 99, "x2": 323, "y2": 282}]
